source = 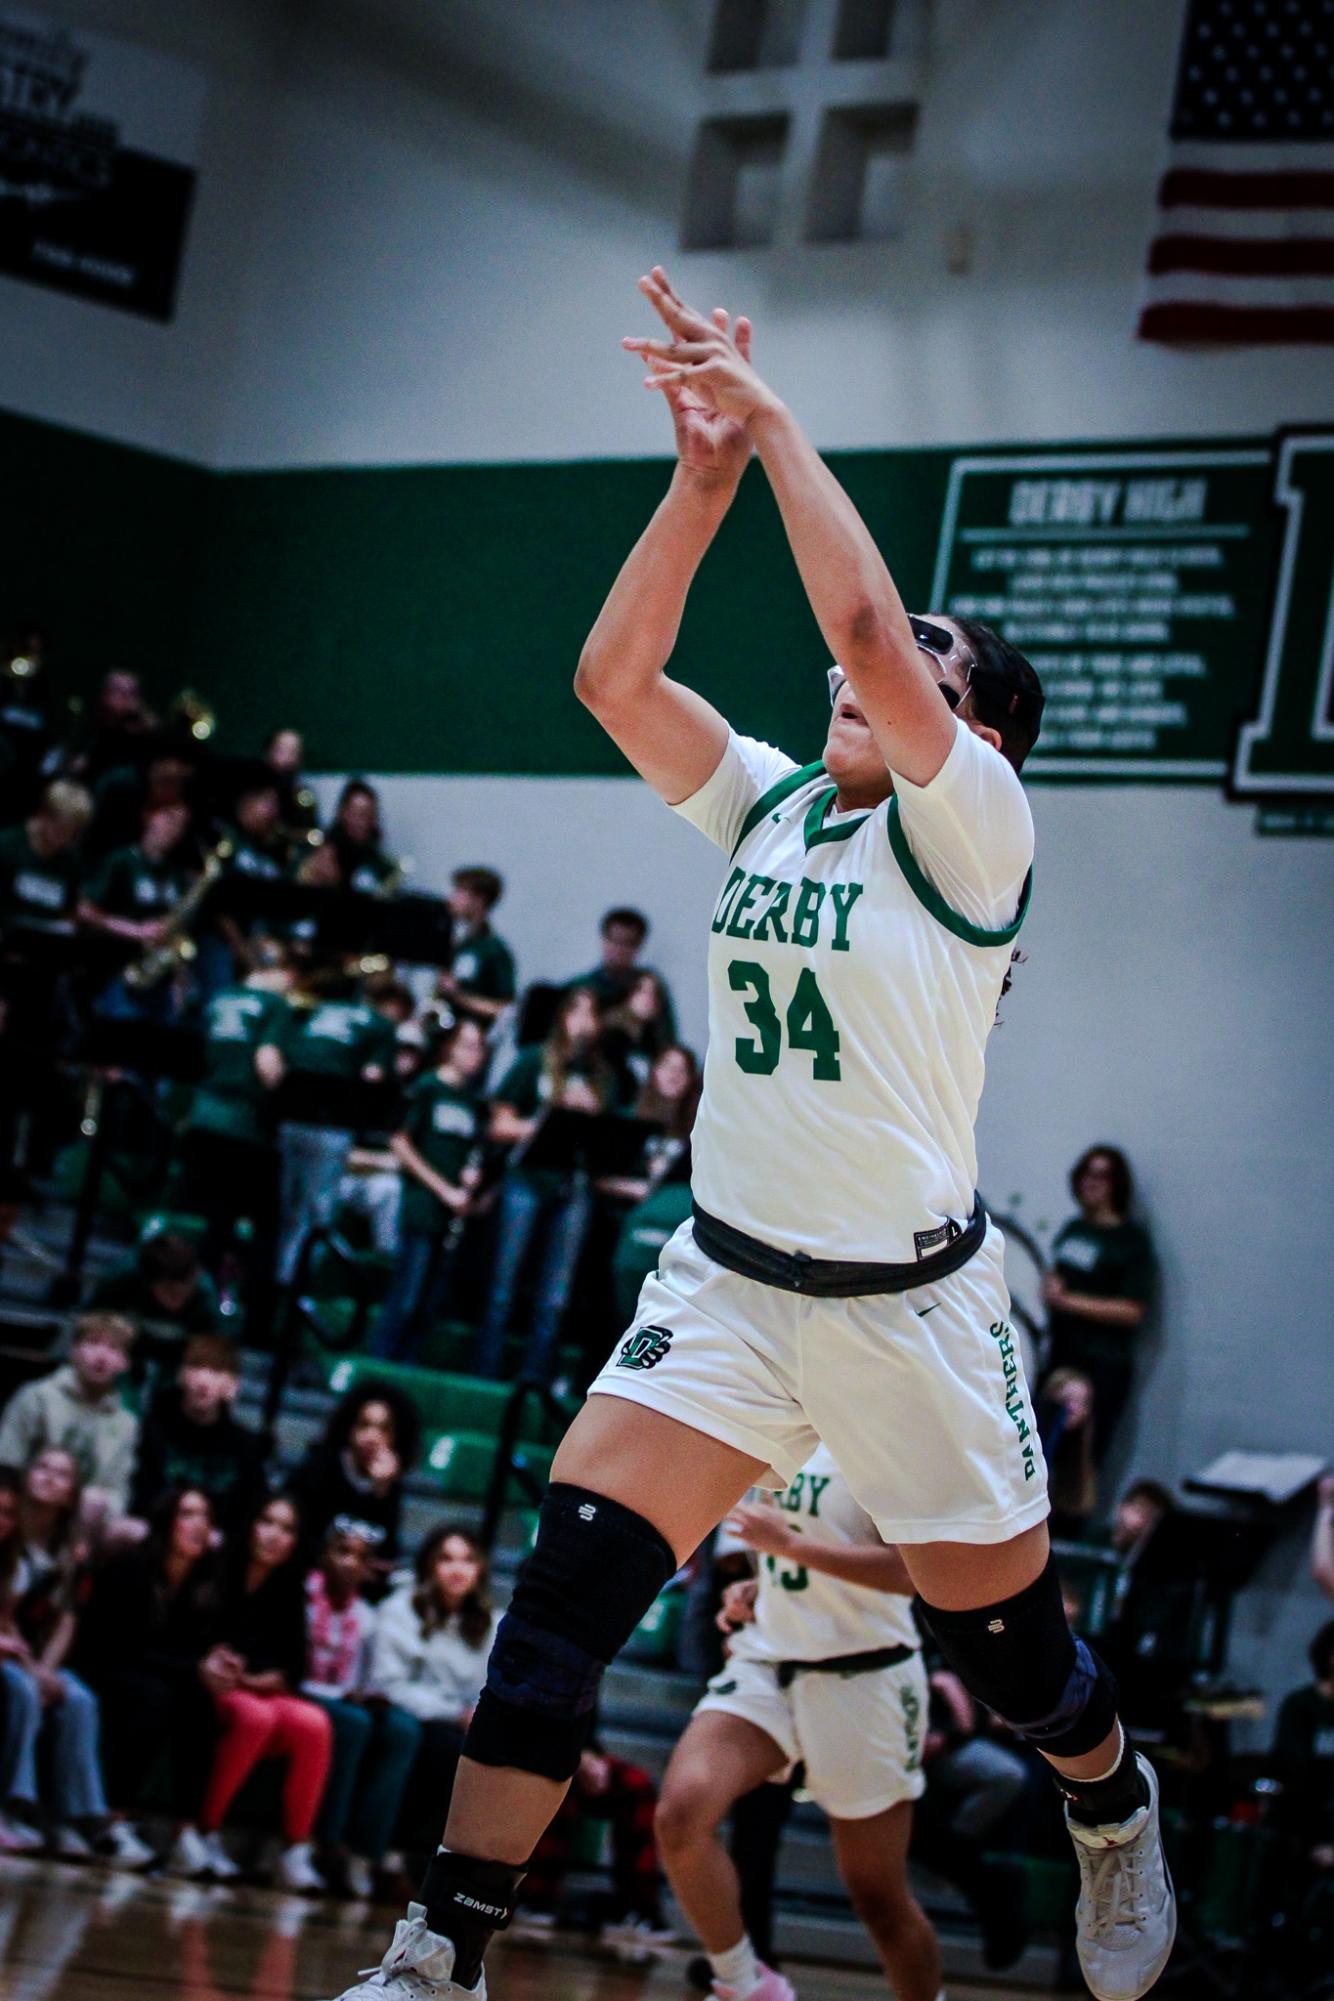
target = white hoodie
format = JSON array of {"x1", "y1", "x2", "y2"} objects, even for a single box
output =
[{"x1": 370, "y1": 1583, "x2": 500, "y2": 1722}]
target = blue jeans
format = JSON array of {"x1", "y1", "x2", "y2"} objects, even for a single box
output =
[
  {"x1": 277, "y1": 1123, "x2": 352, "y2": 1282},
  {"x1": 472, "y1": 1173, "x2": 593, "y2": 1381},
  {"x1": 372, "y1": 1230, "x2": 453, "y2": 1364},
  {"x1": 315, "y1": 1699, "x2": 421, "y2": 1861},
  {"x1": 1, "y1": 1660, "x2": 108, "y2": 1824}
]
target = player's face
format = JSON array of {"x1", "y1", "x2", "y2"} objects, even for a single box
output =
[{"x1": 823, "y1": 614, "x2": 975, "y2": 786}]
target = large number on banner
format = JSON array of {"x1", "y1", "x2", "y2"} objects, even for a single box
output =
[{"x1": 1233, "y1": 432, "x2": 1334, "y2": 796}]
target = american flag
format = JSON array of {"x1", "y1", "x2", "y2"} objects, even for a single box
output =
[{"x1": 1139, "y1": 0, "x2": 1334, "y2": 343}]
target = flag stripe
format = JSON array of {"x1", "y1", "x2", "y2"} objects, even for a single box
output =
[
  {"x1": 1138, "y1": 302, "x2": 1334, "y2": 343},
  {"x1": 1148, "y1": 234, "x2": 1334, "y2": 276},
  {"x1": 1159, "y1": 168, "x2": 1334, "y2": 210}
]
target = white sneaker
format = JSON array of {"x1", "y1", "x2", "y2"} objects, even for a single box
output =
[
  {"x1": 345, "y1": 1855, "x2": 375, "y2": 1901},
  {"x1": 599, "y1": 1913, "x2": 678, "y2": 1949},
  {"x1": 200, "y1": 1830, "x2": 241, "y2": 1882},
  {"x1": 1066, "y1": 1755, "x2": 1177, "y2": 2001},
  {"x1": 276, "y1": 1841, "x2": 327, "y2": 1895},
  {"x1": 322, "y1": 1903, "x2": 486, "y2": 1998},
  {"x1": 97, "y1": 1821, "x2": 156, "y2": 1870},
  {"x1": 51, "y1": 1824, "x2": 94, "y2": 1861},
  {"x1": 166, "y1": 1826, "x2": 213, "y2": 1879},
  {"x1": 0, "y1": 1811, "x2": 45, "y2": 1853}
]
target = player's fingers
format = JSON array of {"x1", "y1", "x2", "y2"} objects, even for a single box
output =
[
  {"x1": 623, "y1": 336, "x2": 710, "y2": 360},
  {"x1": 712, "y1": 306, "x2": 730, "y2": 335},
  {"x1": 641, "y1": 268, "x2": 710, "y2": 335},
  {"x1": 736, "y1": 315, "x2": 753, "y2": 362}
]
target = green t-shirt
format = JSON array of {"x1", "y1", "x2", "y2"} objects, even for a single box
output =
[
  {"x1": 0, "y1": 825, "x2": 80, "y2": 927},
  {"x1": 188, "y1": 985, "x2": 291, "y2": 1146},
  {"x1": 1049, "y1": 1217, "x2": 1156, "y2": 1358},
  {"x1": 494, "y1": 1046, "x2": 550, "y2": 1120},
  {"x1": 399, "y1": 1073, "x2": 483, "y2": 1235},
  {"x1": 224, "y1": 827, "x2": 288, "y2": 883},
  {"x1": 346, "y1": 849, "x2": 397, "y2": 896},
  {"x1": 281, "y1": 999, "x2": 397, "y2": 1081},
  {"x1": 83, "y1": 844, "x2": 185, "y2": 921},
  {"x1": 450, "y1": 926, "x2": 516, "y2": 1004}
]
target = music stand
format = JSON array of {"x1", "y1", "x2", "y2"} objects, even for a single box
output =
[{"x1": 517, "y1": 1109, "x2": 663, "y2": 1180}]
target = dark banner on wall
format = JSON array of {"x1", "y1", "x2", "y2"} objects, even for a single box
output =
[{"x1": 0, "y1": 6, "x2": 204, "y2": 320}]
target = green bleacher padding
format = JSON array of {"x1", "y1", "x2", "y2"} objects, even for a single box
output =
[
  {"x1": 422, "y1": 1427, "x2": 555, "y2": 1502},
  {"x1": 136, "y1": 1209, "x2": 208, "y2": 1246},
  {"x1": 621, "y1": 1586, "x2": 684, "y2": 1665},
  {"x1": 320, "y1": 1356, "x2": 563, "y2": 1446}
]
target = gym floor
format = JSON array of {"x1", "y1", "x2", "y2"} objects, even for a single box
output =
[{"x1": 0, "y1": 1860, "x2": 1051, "y2": 1999}]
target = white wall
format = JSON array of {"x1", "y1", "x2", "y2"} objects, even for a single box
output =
[
  {"x1": 320, "y1": 766, "x2": 1334, "y2": 1716},
  {"x1": 4, "y1": 0, "x2": 1331, "y2": 466}
]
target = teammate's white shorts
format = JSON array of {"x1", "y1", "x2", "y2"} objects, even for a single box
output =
[
  {"x1": 589, "y1": 1218, "x2": 1049, "y2": 1546},
  {"x1": 694, "y1": 1648, "x2": 930, "y2": 1821}
]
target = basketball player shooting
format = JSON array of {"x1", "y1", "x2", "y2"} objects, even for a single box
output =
[{"x1": 328, "y1": 267, "x2": 1176, "y2": 2001}]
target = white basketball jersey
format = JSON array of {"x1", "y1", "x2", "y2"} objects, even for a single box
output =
[
  {"x1": 730, "y1": 1444, "x2": 919, "y2": 1664},
  {"x1": 674, "y1": 717, "x2": 1033, "y2": 1264}
]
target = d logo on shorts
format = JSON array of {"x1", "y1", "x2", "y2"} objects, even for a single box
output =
[{"x1": 616, "y1": 1326, "x2": 673, "y2": 1371}]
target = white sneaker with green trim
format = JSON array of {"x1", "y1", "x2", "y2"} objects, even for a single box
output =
[
  {"x1": 1066, "y1": 1755, "x2": 1176, "y2": 2001},
  {"x1": 324, "y1": 1905, "x2": 485, "y2": 1999}
]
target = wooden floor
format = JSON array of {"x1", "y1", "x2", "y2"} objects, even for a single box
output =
[{"x1": 0, "y1": 1859, "x2": 1049, "y2": 2000}]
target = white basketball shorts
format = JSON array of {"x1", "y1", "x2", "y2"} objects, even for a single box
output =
[
  {"x1": 694, "y1": 1647, "x2": 930, "y2": 1821},
  {"x1": 588, "y1": 1218, "x2": 1050, "y2": 1546}
]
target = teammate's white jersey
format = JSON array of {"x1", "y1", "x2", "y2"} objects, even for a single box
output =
[
  {"x1": 730, "y1": 1444, "x2": 919, "y2": 1665},
  {"x1": 674, "y1": 716, "x2": 1034, "y2": 1264}
]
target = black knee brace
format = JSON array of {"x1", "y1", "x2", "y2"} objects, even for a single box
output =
[
  {"x1": 465, "y1": 1483, "x2": 676, "y2": 1782},
  {"x1": 918, "y1": 1556, "x2": 1119, "y2": 1759}
]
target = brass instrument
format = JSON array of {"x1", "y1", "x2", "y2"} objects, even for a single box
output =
[
  {"x1": 124, "y1": 837, "x2": 233, "y2": 991},
  {"x1": 168, "y1": 689, "x2": 216, "y2": 743}
]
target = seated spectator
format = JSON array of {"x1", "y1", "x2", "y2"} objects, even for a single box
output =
[
  {"x1": 264, "y1": 727, "x2": 319, "y2": 854},
  {"x1": 435, "y1": 866, "x2": 516, "y2": 1027},
  {"x1": 0, "y1": 779, "x2": 92, "y2": 936},
  {"x1": 371, "y1": 1017, "x2": 491, "y2": 1364},
  {"x1": 178, "y1": 964, "x2": 291, "y2": 1343},
  {"x1": 372, "y1": 1525, "x2": 499, "y2": 1850},
  {"x1": 86, "y1": 1231, "x2": 224, "y2": 1379},
  {"x1": 570, "y1": 906, "x2": 677, "y2": 1043},
  {"x1": 302, "y1": 1519, "x2": 420, "y2": 1900},
  {"x1": 66, "y1": 667, "x2": 154, "y2": 792},
  {"x1": 73, "y1": 1487, "x2": 223, "y2": 1877},
  {"x1": 1099, "y1": 1478, "x2": 1186, "y2": 1732},
  {"x1": 274, "y1": 965, "x2": 399, "y2": 1284},
  {"x1": 603, "y1": 968, "x2": 677, "y2": 1086},
  {"x1": 1041, "y1": 1144, "x2": 1156, "y2": 1459},
  {"x1": 1314, "y1": 1474, "x2": 1334, "y2": 1605},
  {"x1": 473, "y1": 985, "x2": 623, "y2": 1382},
  {"x1": 1035, "y1": 1366, "x2": 1098, "y2": 1542},
  {"x1": 1273, "y1": 1619, "x2": 1334, "y2": 1852},
  {"x1": 911, "y1": 1665, "x2": 1030, "y2": 1968},
  {"x1": 130, "y1": 1335, "x2": 268, "y2": 1532},
  {"x1": 0, "y1": 1450, "x2": 150, "y2": 1865},
  {"x1": 77, "y1": 800, "x2": 196, "y2": 1023},
  {"x1": 0, "y1": 1312, "x2": 138, "y2": 1517},
  {"x1": 197, "y1": 1494, "x2": 333, "y2": 1892},
  {"x1": 326, "y1": 780, "x2": 397, "y2": 897},
  {"x1": 87, "y1": 728, "x2": 201, "y2": 865},
  {"x1": 287, "y1": 1380, "x2": 420, "y2": 1567},
  {"x1": 524, "y1": 1739, "x2": 674, "y2": 1945}
]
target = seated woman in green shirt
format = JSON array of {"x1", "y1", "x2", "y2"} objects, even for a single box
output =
[
  {"x1": 1041, "y1": 1144, "x2": 1156, "y2": 1458},
  {"x1": 472, "y1": 987, "x2": 624, "y2": 1385},
  {"x1": 370, "y1": 1017, "x2": 491, "y2": 1364}
]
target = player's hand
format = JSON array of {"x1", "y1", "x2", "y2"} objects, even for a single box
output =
[
  {"x1": 623, "y1": 267, "x2": 772, "y2": 477},
  {"x1": 717, "y1": 1578, "x2": 759, "y2": 1631},
  {"x1": 728, "y1": 1498, "x2": 798, "y2": 1561}
]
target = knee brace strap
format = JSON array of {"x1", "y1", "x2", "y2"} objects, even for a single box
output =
[
  {"x1": 919, "y1": 1556, "x2": 1119, "y2": 1760},
  {"x1": 466, "y1": 1483, "x2": 676, "y2": 1782}
]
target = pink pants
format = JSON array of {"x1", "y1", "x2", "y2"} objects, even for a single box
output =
[{"x1": 201, "y1": 1691, "x2": 333, "y2": 1843}]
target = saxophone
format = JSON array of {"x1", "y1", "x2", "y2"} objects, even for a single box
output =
[{"x1": 124, "y1": 838, "x2": 234, "y2": 991}]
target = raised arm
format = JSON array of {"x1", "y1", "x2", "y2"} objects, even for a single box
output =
[
  {"x1": 575, "y1": 306, "x2": 756, "y2": 805},
  {"x1": 628, "y1": 267, "x2": 955, "y2": 787}
]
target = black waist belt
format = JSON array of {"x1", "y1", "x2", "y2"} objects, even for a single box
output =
[
  {"x1": 691, "y1": 1198, "x2": 988, "y2": 1298},
  {"x1": 776, "y1": 1643, "x2": 916, "y2": 1689}
]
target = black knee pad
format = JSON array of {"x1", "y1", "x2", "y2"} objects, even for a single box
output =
[
  {"x1": 465, "y1": 1483, "x2": 676, "y2": 1782},
  {"x1": 918, "y1": 1556, "x2": 1119, "y2": 1759}
]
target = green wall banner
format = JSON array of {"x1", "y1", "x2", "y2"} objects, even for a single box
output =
[
  {"x1": 929, "y1": 448, "x2": 1277, "y2": 781},
  {"x1": 2, "y1": 407, "x2": 1331, "y2": 824}
]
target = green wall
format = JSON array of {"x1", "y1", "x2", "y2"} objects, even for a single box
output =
[{"x1": 0, "y1": 404, "x2": 1276, "y2": 777}]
